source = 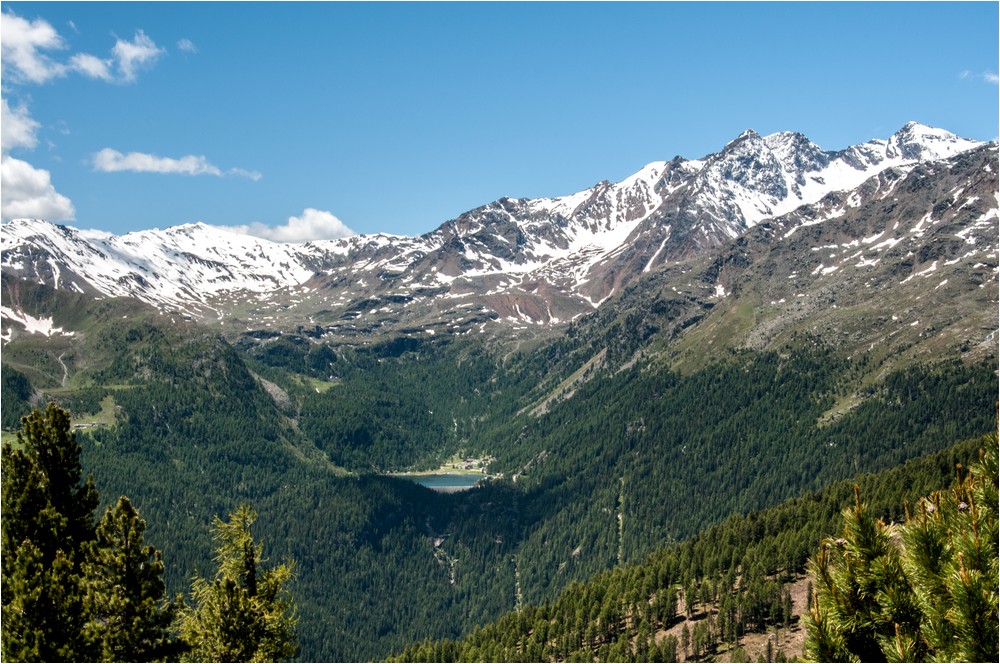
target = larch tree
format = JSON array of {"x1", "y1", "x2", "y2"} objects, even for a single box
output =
[{"x1": 178, "y1": 504, "x2": 298, "y2": 662}]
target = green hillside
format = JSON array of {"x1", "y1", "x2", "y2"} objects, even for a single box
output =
[
  {"x1": 2, "y1": 274, "x2": 996, "y2": 661},
  {"x1": 390, "y1": 435, "x2": 996, "y2": 662}
]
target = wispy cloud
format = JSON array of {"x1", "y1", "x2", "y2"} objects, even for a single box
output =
[
  {"x1": 216, "y1": 208, "x2": 356, "y2": 243},
  {"x1": 111, "y1": 30, "x2": 163, "y2": 82},
  {"x1": 69, "y1": 52, "x2": 113, "y2": 81},
  {"x1": 227, "y1": 167, "x2": 263, "y2": 182},
  {"x1": 1, "y1": 98, "x2": 41, "y2": 152},
  {"x1": 69, "y1": 30, "x2": 165, "y2": 83},
  {"x1": 92, "y1": 148, "x2": 261, "y2": 180},
  {"x1": 960, "y1": 69, "x2": 999, "y2": 85},
  {"x1": 1, "y1": 10, "x2": 164, "y2": 85},
  {"x1": 177, "y1": 38, "x2": 197, "y2": 54},
  {"x1": 93, "y1": 148, "x2": 222, "y2": 176},
  {"x1": 1, "y1": 10, "x2": 167, "y2": 222}
]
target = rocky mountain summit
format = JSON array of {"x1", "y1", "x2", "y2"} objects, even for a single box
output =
[{"x1": 2, "y1": 123, "x2": 994, "y2": 347}]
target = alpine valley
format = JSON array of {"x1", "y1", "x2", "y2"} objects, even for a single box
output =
[{"x1": 2, "y1": 123, "x2": 997, "y2": 662}]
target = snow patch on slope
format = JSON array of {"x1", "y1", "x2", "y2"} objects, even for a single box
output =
[{"x1": 1, "y1": 304, "x2": 73, "y2": 342}]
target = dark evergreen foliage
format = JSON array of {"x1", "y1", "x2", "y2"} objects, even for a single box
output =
[
  {"x1": 0, "y1": 364, "x2": 34, "y2": 430},
  {"x1": 1, "y1": 404, "x2": 99, "y2": 661},
  {"x1": 1, "y1": 403, "x2": 304, "y2": 663},
  {"x1": 390, "y1": 436, "x2": 992, "y2": 662},
  {"x1": 178, "y1": 504, "x2": 298, "y2": 663},
  {"x1": 6, "y1": 311, "x2": 995, "y2": 661},
  {"x1": 78, "y1": 334, "x2": 995, "y2": 661},
  {"x1": 805, "y1": 440, "x2": 998, "y2": 662},
  {"x1": 83, "y1": 496, "x2": 184, "y2": 662}
]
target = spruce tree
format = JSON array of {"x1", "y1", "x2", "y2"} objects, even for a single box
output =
[
  {"x1": 178, "y1": 504, "x2": 298, "y2": 662},
  {"x1": 83, "y1": 495, "x2": 183, "y2": 661},
  {"x1": 1, "y1": 403, "x2": 99, "y2": 661}
]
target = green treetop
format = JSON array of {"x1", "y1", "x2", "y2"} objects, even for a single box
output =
[
  {"x1": 1, "y1": 403, "x2": 99, "y2": 661},
  {"x1": 805, "y1": 438, "x2": 998, "y2": 662},
  {"x1": 178, "y1": 504, "x2": 298, "y2": 662},
  {"x1": 83, "y1": 495, "x2": 184, "y2": 662}
]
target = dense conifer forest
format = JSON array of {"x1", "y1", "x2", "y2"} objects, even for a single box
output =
[
  {"x1": 390, "y1": 435, "x2": 996, "y2": 662},
  {"x1": 1, "y1": 404, "x2": 297, "y2": 662},
  {"x1": 2, "y1": 299, "x2": 995, "y2": 661}
]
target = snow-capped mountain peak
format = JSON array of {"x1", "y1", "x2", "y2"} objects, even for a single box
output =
[
  {"x1": 886, "y1": 121, "x2": 982, "y2": 161},
  {"x1": 2, "y1": 123, "x2": 991, "y2": 335}
]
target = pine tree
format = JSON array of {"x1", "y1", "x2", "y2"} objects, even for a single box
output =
[
  {"x1": 83, "y1": 495, "x2": 183, "y2": 661},
  {"x1": 896, "y1": 443, "x2": 998, "y2": 662},
  {"x1": 804, "y1": 484, "x2": 922, "y2": 661},
  {"x1": 2, "y1": 404, "x2": 99, "y2": 564},
  {"x1": 2, "y1": 542, "x2": 84, "y2": 661},
  {"x1": 729, "y1": 644, "x2": 749, "y2": 662},
  {"x1": 178, "y1": 504, "x2": 298, "y2": 662},
  {"x1": 804, "y1": 440, "x2": 998, "y2": 662},
  {"x1": 1, "y1": 403, "x2": 99, "y2": 661},
  {"x1": 660, "y1": 633, "x2": 678, "y2": 662}
]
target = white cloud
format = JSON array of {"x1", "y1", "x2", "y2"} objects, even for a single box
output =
[
  {"x1": 111, "y1": 30, "x2": 163, "y2": 82},
  {"x1": 92, "y1": 149, "x2": 261, "y2": 180},
  {"x1": 1, "y1": 155, "x2": 75, "y2": 221},
  {"x1": 70, "y1": 30, "x2": 165, "y2": 83},
  {"x1": 93, "y1": 148, "x2": 223, "y2": 176},
  {"x1": 960, "y1": 69, "x2": 999, "y2": 85},
  {"x1": 0, "y1": 97, "x2": 74, "y2": 222},
  {"x1": 226, "y1": 167, "x2": 263, "y2": 182},
  {"x1": 218, "y1": 208, "x2": 356, "y2": 243},
  {"x1": 69, "y1": 52, "x2": 114, "y2": 81},
  {"x1": 2, "y1": 11, "x2": 165, "y2": 85},
  {"x1": 69, "y1": 30, "x2": 165, "y2": 83},
  {"x1": 1, "y1": 98, "x2": 41, "y2": 152},
  {"x1": 177, "y1": 38, "x2": 197, "y2": 53},
  {"x1": 0, "y1": 11, "x2": 68, "y2": 83}
]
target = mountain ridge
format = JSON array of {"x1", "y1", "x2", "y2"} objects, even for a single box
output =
[{"x1": 1, "y1": 122, "x2": 992, "y2": 343}]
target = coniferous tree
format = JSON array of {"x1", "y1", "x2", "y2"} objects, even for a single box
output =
[
  {"x1": 804, "y1": 486, "x2": 922, "y2": 661},
  {"x1": 1, "y1": 403, "x2": 99, "y2": 661},
  {"x1": 178, "y1": 504, "x2": 298, "y2": 662},
  {"x1": 661, "y1": 633, "x2": 678, "y2": 662},
  {"x1": 83, "y1": 495, "x2": 183, "y2": 662},
  {"x1": 2, "y1": 541, "x2": 84, "y2": 661},
  {"x1": 804, "y1": 441, "x2": 998, "y2": 662},
  {"x1": 895, "y1": 442, "x2": 998, "y2": 662},
  {"x1": 729, "y1": 644, "x2": 749, "y2": 662}
]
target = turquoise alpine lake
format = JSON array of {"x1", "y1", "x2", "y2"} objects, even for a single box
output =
[{"x1": 402, "y1": 473, "x2": 483, "y2": 492}]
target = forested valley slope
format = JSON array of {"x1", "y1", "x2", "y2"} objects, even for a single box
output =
[{"x1": 1, "y1": 126, "x2": 997, "y2": 661}]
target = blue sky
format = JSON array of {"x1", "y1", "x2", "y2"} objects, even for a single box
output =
[{"x1": 2, "y1": 2, "x2": 998, "y2": 240}]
